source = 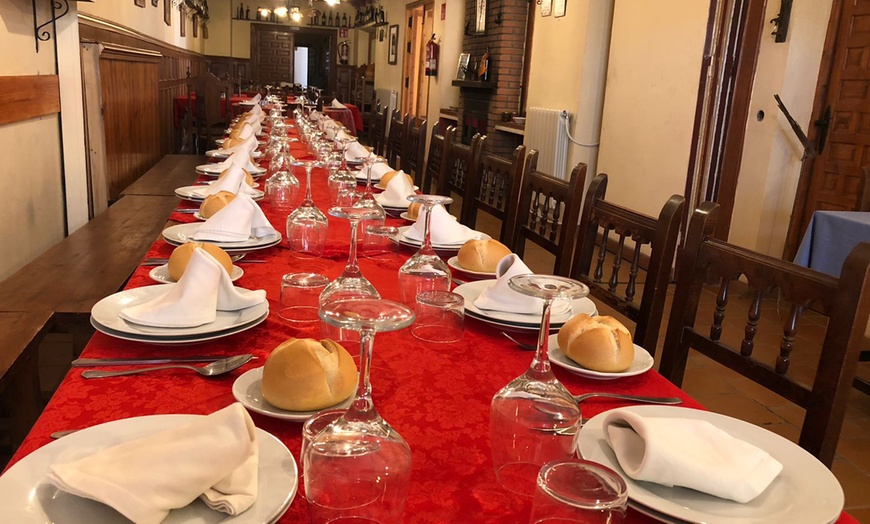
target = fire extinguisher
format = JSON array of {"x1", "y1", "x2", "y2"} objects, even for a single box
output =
[{"x1": 425, "y1": 34, "x2": 439, "y2": 77}]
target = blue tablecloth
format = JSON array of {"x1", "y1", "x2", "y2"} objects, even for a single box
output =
[{"x1": 794, "y1": 211, "x2": 870, "y2": 277}]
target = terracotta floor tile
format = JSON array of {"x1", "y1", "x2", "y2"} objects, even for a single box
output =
[
  {"x1": 837, "y1": 437, "x2": 870, "y2": 475},
  {"x1": 832, "y1": 458, "x2": 870, "y2": 509},
  {"x1": 688, "y1": 393, "x2": 788, "y2": 426},
  {"x1": 727, "y1": 376, "x2": 792, "y2": 409},
  {"x1": 846, "y1": 506, "x2": 870, "y2": 521},
  {"x1": 761, "y1": 422, "x2": 801, "y2": 443},
  {"x1": 767, "y1": 402, "x2": 806, "y2": 428}
]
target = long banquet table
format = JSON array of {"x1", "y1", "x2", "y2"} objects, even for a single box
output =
[{"x1": 6, "y1": 129, "x2": 858, "y2": 523}]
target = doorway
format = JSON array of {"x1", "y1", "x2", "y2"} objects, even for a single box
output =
[
  {"x1": 250, "y1": 24, "x2": 295, "y2": 85},
  {"x1": 401, "y1": 1, "x2": 434, "y2": 117},
  {"x1": 250, "y1": 25, "x2": 337, "y2": 91}
]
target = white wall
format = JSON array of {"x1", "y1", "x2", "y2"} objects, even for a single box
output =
[
  {"x1": 0, "y1": 0, "x2": 65, "y2": 279},
  {"x1": 79, "y1": 0, "x2": 206, "y2": 53}
]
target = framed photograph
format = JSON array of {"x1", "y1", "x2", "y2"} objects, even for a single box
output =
[
  {"x1": 540, "y1": 0, "x2": 552, "y2": 17},
  {"x1": 388, "y1": 25, "x2": 399, "y2": 65},
  {"x1": 179, "y1": 5, "x2": 186, "y2": 37},
  {"x1": 134, "y1": 0, "x2": 145, "y2": 7},
  {"x1": 164, "y1": 0, "x2": 171, "y2": 26},
  {"x1": 151, "y1": 0, "x2": 158, "y2": 7},
  {"x1": 192, "y1": 14, "x2": 199, "y2": 38},
  {"x1": 456, "y1": 53, "x2": 470, "y2": 80},
  {"x1": 553, "y1": 0, "x2": 567, "y2": 18}
]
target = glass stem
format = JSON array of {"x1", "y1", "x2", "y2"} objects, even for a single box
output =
[
  {"x1": 347, "y1": 327, "x2": 376, "y2": 421},
  {"x1": 344, "y1": 218, "x2": 362, "y2": 278},
  {"x1": 421, "y1": 204, "x2": 434, "y2": 254},
  {"x1": 529, "y1": 298, "x2": 554, "y2": 378},
  {"x1": 303, "y1": 165, "x2": 314, "y2": 205},
  {"x1": 365, "y1": 162, "x2": 374, "y2": 195}
]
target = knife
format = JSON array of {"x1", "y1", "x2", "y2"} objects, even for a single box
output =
[{"x1": 71, "y1": 356, "x2": 247, "y2": 367}]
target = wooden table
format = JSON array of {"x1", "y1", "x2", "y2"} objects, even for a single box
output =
[{"x1": 120, "y1": 155, "x2": 204, "y2": 197}]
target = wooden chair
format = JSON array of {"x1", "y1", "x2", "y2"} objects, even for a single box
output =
[
  {"x1": 403, "y1": 117, "x2": 428, "y2": 188},
  {"x1": 436, "y1": 132, "x2": 486, "y2": 212},
  {"x1": 570, "y1": 174, "x2": 685, "y2": 352},
  {"x1": 369, "y1": 101, "x2": 387, "y2": 156},
  {"x1": 509, "y1": 152, "x2": 587, "y2": 276},
  {"x1": 385, "y1": 111, "x2": 407, "y2": 169},
  {"x1": 659, "y1": 202, "x2": 870, "y2": 467},
  {"x1": 422, "y1": 125, "x2": 450, "y2": 195},
  {"x1": 186, "y1": 71, "x2": 232, "y2": 154},
  {"x1": 461, "y1": 144, "x2": 527, "y2": 244}
]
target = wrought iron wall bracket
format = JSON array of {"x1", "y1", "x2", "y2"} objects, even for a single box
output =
[
  {"x1": 32, "y1": 0, "x2": 70, "y2": 53},
  {"x1": 770, "y1": 0, "x2": 792, "y2": 43}
]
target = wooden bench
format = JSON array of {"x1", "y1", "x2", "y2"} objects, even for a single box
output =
[{"x1": 120, "y1": 154, "x2": 203, "y2": 197}]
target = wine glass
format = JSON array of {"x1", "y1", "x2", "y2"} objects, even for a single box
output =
[
  {"x1": 353, "y1": 155, "x2": 387, "y2": 235},
  {"x1": 490, "y1": 274, "x2": 589, "y2": 497},
  {"x1": 265, "y1": 138, "x2": 299, "y2": 211},
  {"x1": 327, "y1": 157, "x2": 357, "y2": 207},
  {"x1": 286, "y1": 160, "x2": 327, "y2": 257},
  {"x1": 306, "y1": 298, "x2": 415, "y2": 524},
  {"x1": 398, "y1": 195, "x2": 453, "y2": 305}
]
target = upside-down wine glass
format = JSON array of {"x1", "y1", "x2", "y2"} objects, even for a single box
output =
[
  {"x1": 306, "y1": 298, "x2": 415, "y2": 524},
  {"x1": 327, "y1": 155, "x2": 357, "y2": 207},
  {"x1": 353, "y1": 154, "x2": 387, "y2": 234},
  {"x1": 286, "y1": 160, "x2": 327, "y2": 257},
  {"x1": 490, "y1": 274, "x2": 589, "y2": 497},
  {"x1": 264, "y1": 138, "x2": 299, "y2": 212},
  {"x1": 397, "y1": 195, "x2": 453, "y2": 305}
]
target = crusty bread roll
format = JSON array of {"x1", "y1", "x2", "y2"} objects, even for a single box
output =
[
  {"x1": 221, "y1": 137, "x2": 244, "y2": 150},
  {"x1": 167, "y1": 242, "x2": 234, "y2": 281},
  {"x1": 261, "y1": 338, "x2": 357, "y2": 411},
  {"x1": 457, "y1": 239, "x2": 511, "y2": 273},
  {"x1": 407, "y1": 202, "x2": 422, "y2": 220},
  {"x1": 219, "y1": 167, "x2": 255, "y2": 186},
  {"x1": 199, "y1": 191, "x2": 236, "y2": 218},
  {"x1": 379, "y1": 170, "x2": 413, "y2": 187},
  {"x1": 228, "y1": 128, "x2": 243, "y2": 139},
  {"x1": 557, "y1": 314, "x2": 635, "y2": 372}
]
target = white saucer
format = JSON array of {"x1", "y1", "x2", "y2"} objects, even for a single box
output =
[
  {"x1": 453, "y1": 280, "x2": 597, "y2": 327},
  {"x1": 0, "y1": 414, "x2": 296, "y2": 524},
  {"x1": 206, "y1": 150, "x2": 264, "y2": 159},
  {"x1": 446, "y1": 256, "x2": 496, "y2": 277},
  {"x1": 149, "y1": 264, "x2": 243, "y2": 284},
  {"x1": 162, "y1": 223, "x2": 283, "y2": 253},
  {"x1": 233, "y1": 367, "x2": 353, "y2": 421},
  {"x1": 196, "y1": 164, "x2": 266, "y2": 176},
  {"x1": 399, "y1": 212, "x2": 416, "y2": 222},
  {"x1": 547, "y1": 334, "x2": 653, "y2": 379},
  {"x1": 577, "y1": 406, "x2": 844, "y2": 524},
  {"x1": 397, "y1": 226, "x2": 489, "y2": 250}
]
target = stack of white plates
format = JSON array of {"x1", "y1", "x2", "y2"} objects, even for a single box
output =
[
  {"x1": 453, "y1": 280, "x2": 597, "y2": 332},
  {"x1": 396, "y1": 226, "x2": 489, "y2": 253},
  {"x1": 162, "y1": 223, "x2": 282, "y2": 253},
  {"x1": 174, "y1": 186, "x2": 265, "y2": 203},
  {"x1": 90, "y1": 285, "x2": 269, "y2": 344},
  {"x1": 196, "y1": 164, "x2": 266, "y2": 176}
]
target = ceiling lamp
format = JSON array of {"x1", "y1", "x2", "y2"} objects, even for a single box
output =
[
  {"x1": 290, "y1": 6, "x2": 303, "y2": 22},
  {"x1": 258, "y1": 6, "x2": 271, "y2": 17},
  {"x1": 274, "y1": 5, "x2": 289, "y2": 16},
  {"x1": 324, "y1": 0, "x2": 339, "y2": 6}
]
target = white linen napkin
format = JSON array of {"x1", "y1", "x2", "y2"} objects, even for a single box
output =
[
  {"x1": 218, "y1": 151, "x2": 260, "y2": 172},
  {"x1": 331, "y1": 99, "x2": 347, "y2": 109},
  {"x1": 336, "y1": 129, "x2": 351, "y2": 140},
  {"x1": 248, "y1": 103, "x2": 263, "y2": 115},
  {"x1": 374, "y1": 170, "x2": 415, "y2": 207},
  {"x1": 473, "y1": 254, "x2": 572, "y2": 315},
  {"x1": 193, "y1": 194, "x2": 278, "y2": 242},
  {"x1": 250, "y1": 93, "x2": 262, "y2": 104},
  {"x1": 235, "y1": 123, "x2": 255, "y2": 140},
  {"x1": 366, "y1": 162, "x2": 393, "y2": 180},
  {"x1": 194, "y1": 164, "x2": 258, "y2": 198},
  {"x1": 602, "y1": 409, "x2": 783, "y2": 503},
  {"x1": 47, "y1": 403, "x2": 259, "y2": 524},
  {"x1": 346, "y1": 141, "x2": 372, "y2": 161},
  {"x1": 403, "y1": 205, "x2": 480, "y2": 245},
  {"x1": 244, "y1": 111, "x2": 265, "y2": 125},
  {"x1": 221, "y1": 134, "x2": 258, "y2": 154},
  {"x1": 118, "y1": 248, "x2": 266, "y2": 328}
]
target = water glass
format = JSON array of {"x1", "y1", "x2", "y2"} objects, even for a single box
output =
[
  {"x1": 301, "y1": 409, "x2": 345, "y2": 472},
  {"x1": 529, "y1": 460, "x2": 628, "y2": 524},
  {"x1": 279, "y1": 273, "x2": 329, "y2": 322},
  {"x1": 363, "y1": 224, "x2": 399, "y2": 259},
  {"x1": 411, "y1": 291, "x2": 464, "y2": 343}
]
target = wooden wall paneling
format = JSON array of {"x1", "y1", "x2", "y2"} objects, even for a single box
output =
[{"x1": 0, "y1": 75, "x2": 60, "y2": 126}]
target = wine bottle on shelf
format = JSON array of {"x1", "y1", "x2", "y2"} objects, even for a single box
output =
[
  {"x1": 245, "y1": 6, "x2": 250, "y2": 19},
  {"x1": 328, "y1": 12, "x2": 334, "y2": 26},
  {"x1": 321, "y1": 11, "x2": 327, "y2": 26},
  {"x1": 478, "y1": 47, "x2": 491, "y2": 81},
  {"x1": 341, "y1": 13, "x2": 347, "y2": 27},
  {"x1": 236, "y1": 3, "x2": 242, "y2": 19}
]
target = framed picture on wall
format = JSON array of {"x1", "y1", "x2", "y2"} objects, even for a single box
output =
[
  {"x1": 151, "y1": 0, "x2": 158, "y2": 7},
  {"x1": 180, "y1": 5, "x2": 186, "y2": 36},
  {"x1": 456, "y1": 53, "x2": 470, "y2": 80},
  {"x1": 388, "y1": 25, "x2": 399, "y2": 65},
  {"x1": 553, "y1": 0, "x2": 567, "y2": 18},
  {"x1": 134, "y1": 0, "x2": 145, "y2": 7},
  {"x1": 540, "y1": 0, "x2": 552, "y2": 16},
  {"x1": 164, "y1": 0, "x2": 171, "y2": 26}
]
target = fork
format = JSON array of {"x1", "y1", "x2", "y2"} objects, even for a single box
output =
[{"x1": 500, "y1": 331, "x2": 536, "y2": 351}]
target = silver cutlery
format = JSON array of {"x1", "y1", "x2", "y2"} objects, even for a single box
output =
[
  {"x1": 573, "y1": 393, "x2": 682, "y2": 405},
  {"x1": 141, "y1": 253, "x2": 259, "y2": 266},
  {"x1": 81, "y1": 354, "x2": 253, "y2": 379},
  {"x1": 71, "y1": 355, "x2": 254, "y2": 367},
  {"x1": 501, "y1": 331, "x2": 536, "y2": 351},
  {"x1": 173, "y1": 208, "x2": 199, "y2": 213}
]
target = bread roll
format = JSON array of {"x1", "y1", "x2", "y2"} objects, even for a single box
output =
[
  {"x1": 167, "y1": 243, "x2": 234, "y2": 281},
  {"x1": 407, "y1": 202, "x2": 422, "y2": 220},
  {"x1": 219, "y1": 167, "x2": 255, "y2": 186},
  {"x1": 221, "y1": 137, "x2": 244, "y2": 150},
  {"x1": 380, "y1": 170, "x2": 413, "y2": 187},
  {"x1": 199, "y1": 191, "x2": 236, "y2": 218},
  {"x1": 261, "y1": 338, "x2": 357, "y2": 411},
  {"x1": 557, "y1": 314, "x2": 634, "y2": 372},
  {"x1": 457, "y1": 239, "x2": 511, "y2": 273}
]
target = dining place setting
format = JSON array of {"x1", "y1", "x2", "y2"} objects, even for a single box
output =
[{"x1": 0, "y1": 98, "x2": 855, "y2": 524}]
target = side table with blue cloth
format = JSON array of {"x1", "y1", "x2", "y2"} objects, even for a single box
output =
[{"x1": 794, "y1": 211, "x2": 870, "y2": 277}]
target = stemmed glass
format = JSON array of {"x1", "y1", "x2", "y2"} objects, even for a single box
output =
[
  {"x1": 489, "y1": 274, "x2": 589, "y2": 497},
  {"x1": 398, "y1": 195, "x2": 453, "y2": 305},
  {"x1": 306, "y1": 298, "x2": 415, "y2": 524},
  {"x1": 286, "y1": 160, "x2": 327, "y2": 257},
  {"x1": 264, "y1": 138, "x2": 299, "y2": 211},
  {"x1": 327, "y1": 156, "x2": 357, "y2": 207},
  {"x1": 353, "y1": 155, "x2": 387, "y2": 233}
]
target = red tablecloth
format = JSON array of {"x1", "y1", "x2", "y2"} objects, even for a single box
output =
[
  {"x1": 173, "y1": 94, "x2": 250, "y2": 128},
  {"x1": 5, "y1": 127, "x2": 857, "y2": 524}
]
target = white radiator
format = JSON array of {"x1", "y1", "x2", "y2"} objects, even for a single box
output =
[{"x1": 523, "y1": 107, "x2": 569, "y2": 180}]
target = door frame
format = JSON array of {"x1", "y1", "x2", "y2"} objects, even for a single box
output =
[
  {"x1": 250, "y1": 25, "x2": 338, "y2": 92},
  {"x1": 250, "y1": 23, "x2": 296, "y2": 85}
]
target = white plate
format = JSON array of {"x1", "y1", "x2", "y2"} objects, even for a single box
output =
[
  {"x1": 163, "y1": 223, "x2": 283, "y2": 253},
  {"x1": 397, "y1": 226, "x2": 489, "y2": 250},
  {"x1": 196, "y1": 164, "x2": 266, "y2": 176},
  {"x1": 149, "y1": 264, "x2": 244, "y2": 284},
  {"x1": 233, "y1": 368, "x2": 353, "y2": 421},
  {"x1": 0, "y1": 414, "x2": 295, "y2": 524},
  {"x1": 91, "y1": 285, "x2": 268, "y2": 337},
  {"x1": 207, "y1": 180, "x2": 261, "y2": 189},
  {"x1": 399, "y1": 212, "x2": 416, "y2": 222},
  {"x1": 355, "y1": 172, "x2": 382, "y2": 182},
  {"x1": 547, "y1": 334, "x2": 653, "y2": 379},
  {"x1": 174, "y1": 186, "x2": 265, "y2": 203},
  {"x1": 206, "y1": 150, "x2": 264, "y2": 159},
  {"x1": 577, "y1": 406, "x2": 844, "y2": 524},
  {"x1": 91, "y1": 312, "x2": 268, "y2": 345},
  {"x1": 374, "y1": 196, "x2": 410, "y2": 209},
  {"x1": 446, "y1": 256, "x2": 495, "y2": 278},
  {"x1": 216, "y1": 138, "x2": 267, "y2": 146},
  {"x1": 454, "y1": 280, "x2": 596, "y2": 327},
  {"x1": 375, "y1": 183, "x2": 419, "y2": 191}
]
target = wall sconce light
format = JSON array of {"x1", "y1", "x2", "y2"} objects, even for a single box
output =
[
  {"x1": 324, "y1": 0, "x2": 339, "y2": 6},
  {"x1": 258, "y1": 6, "x2": 271, "y2": 17},
  {"x1": 274, "y1": 5, "x2": 289, "y2": 16},
  {"x1": 290, "y1": 6, "x2": 303, "y2": 21}
]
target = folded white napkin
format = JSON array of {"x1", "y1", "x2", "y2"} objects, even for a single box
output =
[
  {"x1": 331, "y1": 99, "x2": 347, "y2": 109},
  {"x1": 346, "y1": 141, "x2": 372, "y2": 161},
  {"x1": 219, "y1": 151, "x2": 260, "y2": 172},
  {"x1": 404, "y1": 205, "x2": 480, "y2": 245},
  {"x1": 47, "y1": 403, "x2": 259, "y2": 524},
  {"x1": 336, "y1": 129, "x2": 351, "y2": 141},
  {"x1": 235, "y1": 123, "x2": 255, "y2": 140},
  {"x1": 366, "y1": 162, "x2": 393, "y2": 180},
  {"x1": 374, "y1": 170, "x2": 414, "y2": 206},
  {"x1": 250, "y1": 93, "x2": 262, "y2": 104},
  {"x1": 193, "y1": 194, "x2": 277, "y2": 243},
  {"x1": 221, "y1": 134, "x2": 258, "y2": 154},
  {"x1": 194, "y1": 164, "x2": 258, "y2": 198},
  {"x1": 248, "y1": 103, "x2": 263, "y2": 115},
  {"x1": 602, "y1": 409, "x2": 783, "y2": 503},
  {"x1": 244, "y1": 112, "x2": 265, "y2": 125},
  {"x1": 473, "y1": 254, "x2": 572, "y2": 315},
  {"x1": 119, "y1": 248, "x2": 265, "y2": 328}
]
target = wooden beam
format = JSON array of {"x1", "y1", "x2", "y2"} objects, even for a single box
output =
[{"x1": 0, "y1": 75, "x2": 60, "y2": 127}]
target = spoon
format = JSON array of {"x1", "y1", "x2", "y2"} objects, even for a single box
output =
[
  {"x1": 81, "y1": 354, "x2": 254, "y2": 379},
  {"x1": 500, "y1": 331, "x2": 536, "y2": 351}
]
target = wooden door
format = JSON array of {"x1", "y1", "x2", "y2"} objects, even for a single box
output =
[
  {"x1": 251, "y1": 24, "x2": 294, "y2": 85},
  {"x1": 401, "y1": 3, "x2": 433, "y2": 117},
  {"x1": 786, "y1": 0, "x2": 870, "y2": 255}
]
